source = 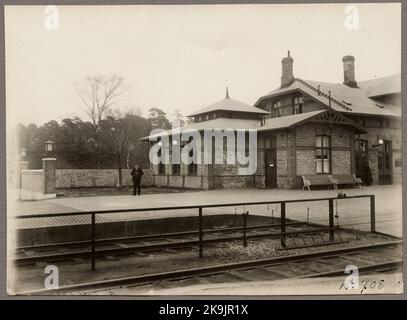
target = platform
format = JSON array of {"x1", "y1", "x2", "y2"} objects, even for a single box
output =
[{"x1": 9, "y1": 185, "x2": 403, "y2": 237}]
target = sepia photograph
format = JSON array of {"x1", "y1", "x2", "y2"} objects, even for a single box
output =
[{"x1": 4, "y1": 2, "x2": 403, "y2": 297}]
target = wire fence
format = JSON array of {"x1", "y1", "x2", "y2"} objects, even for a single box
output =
[{"x1": 13, "y1": 194, "x2": 376, "y2": 270}]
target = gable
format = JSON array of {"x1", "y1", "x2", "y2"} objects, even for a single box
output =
[
  {"x1": 255, "y1": 78, "x2": 400, "y2": 117},
  {"x1": 258, "y1": 109, "x2": 367, "y2": 134}
]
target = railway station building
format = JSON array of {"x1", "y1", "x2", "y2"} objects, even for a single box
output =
[{"x1": 143, "y1": 52, "x2": 401, "y2": 190}]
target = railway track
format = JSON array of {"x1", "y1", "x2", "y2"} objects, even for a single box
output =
[
  {"x1": 16, "y1": 240, "x2": 403, "y2": 295},
  {"x1": 14, "y1": 221, "x2": 342, "y2": 265}
]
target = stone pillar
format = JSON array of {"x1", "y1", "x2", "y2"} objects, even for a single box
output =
[{"x1": 43, "y1": 158, "x2": 57, "y2": 195}]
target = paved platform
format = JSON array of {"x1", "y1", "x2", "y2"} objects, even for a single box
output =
[{"x1": 10, "y1": 185, "x2": 403, "y2": 237}]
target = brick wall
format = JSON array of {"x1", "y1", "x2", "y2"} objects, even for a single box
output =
[
  {"x1": 295, "y1": 124, "x2": 353, "y2": 177},
  {"x1": 357, "y1": 126, "x2": 402, "y2": 185},
  {"x1": 332, "y1": 150, "x2": 351, "y2": 174},
  {"x1": 149, "y1": 116, "x2": 401, "y2": 189},
  {"x1": 55, "y1": 169, "x2": 153, "y2": 188}
]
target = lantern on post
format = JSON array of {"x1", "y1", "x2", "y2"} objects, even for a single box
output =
[{"x1": 45, "y1": 140, "x2": 55, "y2": 156}]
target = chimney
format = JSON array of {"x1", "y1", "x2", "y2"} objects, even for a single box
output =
[
  {"x1": 281, "y1": 50, "x2": 294, "y2": 88},
  {"x1": 342, "y1": 55, "x2": 357, "y2": 88}
]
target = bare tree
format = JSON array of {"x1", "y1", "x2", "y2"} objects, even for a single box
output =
[
  {"x1": 75, "y1": 75, "x2": 127, "y2": 128},
  {"x1": 99, "y1": 110, "x2": 130, "y2": 189}
]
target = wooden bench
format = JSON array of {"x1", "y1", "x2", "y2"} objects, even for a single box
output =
[
  {"x1": 301, "y1": 175, "x2": 335, "y2": 191},
  {"x1": 331, "y1": 174, "x2": 362, "y2": 189}
]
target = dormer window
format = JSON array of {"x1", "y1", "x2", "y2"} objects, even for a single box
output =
[
  {"x1": 266, "y1": 102, "x2": 273, "y2": 114},
  {"x1": 292, "y1": 96, "x2": 303, "y2": 114},
  {"x1": 272, "y1": 101, "x2": 282, "y2": 117}
]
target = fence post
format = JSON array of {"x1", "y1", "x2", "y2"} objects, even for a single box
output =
[
  {"x1": 328, "y1": 198, "x2": 334, "y2": 241},
  {"x1": 91, "y1": 212, "x2": 96, "y2": 270},
  {"x1": 370, "y1": 195, "x2": 376, "y2": 233},
  {"x1": 280, "y1": 202, "x2": 286, "y2": 248},
  {"x1": 242, "y1": 211, "x2": 248, "y2": 248},
  {"x1": 198, "y1": 207, "x2": 203, "y2": 258}
]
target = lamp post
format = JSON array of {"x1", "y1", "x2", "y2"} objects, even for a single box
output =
[{"x1": 43, "y1": 140, "x2": 56, "y2": 197}]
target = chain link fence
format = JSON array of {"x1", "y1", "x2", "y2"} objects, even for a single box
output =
[{"x1": 12, "y1": 195, "x2": 376, "y2": 270}]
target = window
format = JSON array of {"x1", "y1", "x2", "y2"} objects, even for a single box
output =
[
  {"x1": 157, "y1": 145, "x2": 166, "y2": 175},
  {"x1": 158, "y1": 163, "x2": 166, "y2": 175},
  {"x1": 186, "y1": 137, "x2": 198, "y2": 176},
  {"x1": 172, "y1": 164, "x2": 180, "y2": 175},
  {"x1": 266, "y1": 102, "x2": 273, "y2": 113},
  {"x1": 316, "y1": 135, "x2": 331, "y2": 174},
  {"x1": 272, "y1": 101, "x2": 282, "y2": 117},
  {"x1": 292, "y1": 96, "x2": 303, "y2": 114},
  {"x1": 355, "y1": 139, "x2": 368, "y2": 152},
  {"x1": 384, "y1": 140, "x2": 391, "y2": 169},
  {"x1": 188, "y1": 163, "x2": 198, "y2": 176},
  {"x1": 205, "y1": 114, "x2": 210, "y2": 120}
]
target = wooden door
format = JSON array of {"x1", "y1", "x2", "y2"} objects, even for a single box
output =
[
  {"x1": 265, "y1": 135, "x2": 277, "y2": 188},
  {"x1": 378, "y1": 140, "x2": 392, "y2": 185}
]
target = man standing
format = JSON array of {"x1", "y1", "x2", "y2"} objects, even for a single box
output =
[{"x1": 131, "y1": 164, "x2": 144, "y2": 196}]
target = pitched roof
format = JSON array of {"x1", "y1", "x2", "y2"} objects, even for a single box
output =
[
  {"x1": 259, "y1": 110, "x2": 324, "y2": 131},
  {"x1": 141, "y1": 118, "x2": 260, "y2": 141},
  {"x1": 258, "y1": 109, "x2": 366, "y2": 134},
  {"x1": 141, "y1": 109, "x2": 366, "y2": 141},
  {"x1": 188, "y1": 97, "x2": 269, "y2": 117},
  {"x1": 358, "y1": 74, "x2": 401, "y2": 98},
  {"x1": 254, "y1": 75, "x2": 401, "y2": 117}
]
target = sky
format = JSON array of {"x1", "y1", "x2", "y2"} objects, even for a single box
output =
[{"x1": 5, "y1": 3, "x2": 401, "y2": 126}]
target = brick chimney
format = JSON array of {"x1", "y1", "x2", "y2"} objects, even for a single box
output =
[
  {"x1": 281, "y1": 51, "x2": 294, "y2": 88},
  {"x1": 342, "y1": 55, "x2": 357, "y2": 88}
]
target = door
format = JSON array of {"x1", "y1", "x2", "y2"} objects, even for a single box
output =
[
  {"x1": 265, "y1": 135, "x2": 277, "y2": 188},
  {"x1": 378, "y1": 140, "x2": 392, "y2": 185},
  {"x1": 354, "y1": 139, "x2": 369, "y2": 179}
]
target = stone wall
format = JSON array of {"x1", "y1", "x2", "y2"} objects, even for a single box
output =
[
  {"x1": 55, "y1": 169, "x2": 154, "y2": 188},
  {"x1": 20, "y1": 158, "x2": 58, "y2": 200}
]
